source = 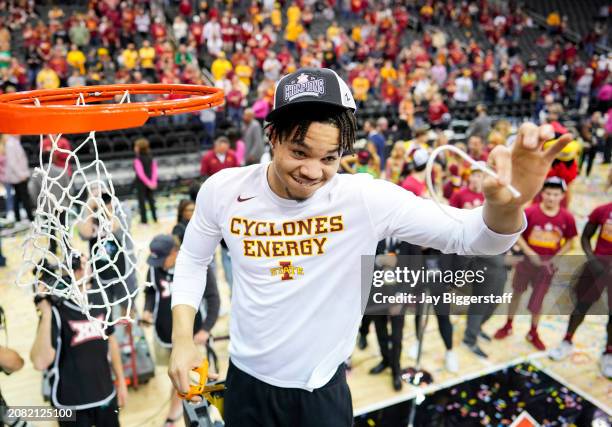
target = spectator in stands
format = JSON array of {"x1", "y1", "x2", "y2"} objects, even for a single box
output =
[
  {"x1": 226, "y1": 78, "x2": 245, "y2": 127},
  {"x1": 0, "y1": 41, "x2": 11, "y2": 71},
  {"x1": 234, "y1": 58, "x2": 254, "y2": 88},
  {"x1": 340, "y1": 142, "x2": 381, "y2": 177},
  {"x1": 133, "y1": 137, "x2": 158, "y2": 225},
  {"x1": 263, "y1": 50, "x2": 282, "y2": 81},
  {"x1": 467, "y1": 135, "x2": 488, "y2": 163},
  {"x1": 401, "y1": 149, "x2": 429, "y2": 197},
  {"x1": 198, "y1": 106, "x2": 217, "y2": 149},
  {"x1": 1, "y1": 134, "x2": 33, "y2": 222},
  {"x1": 138, "y1": 40, "x2": 156, "y2": 81},
  {"x1": 467, "y1": 104, "x2": 493, "y2": 140},
  {"x1": 520, "y1": 66, "x2": 537, "y2": 101},
  {"x1": 173, "y1": 15, "x2": 188, "y2": 45},
  {"x1": 352, "y1": 70, "x2": 370, "y2": 108},
  {"x1": 66, "y1": 44, "x2": 86, "y2": 75},
  {"x1": 120, "y1": 43, "x2": 138, "y2": 71},
  {"x1": 226, "y1": 127, "x2": 246, "y2": 166},
  {"x1": 285, "y1": 11, "x2": 303, "y2": 52},
  {"x1": 398, "y1": 93, "x2": 415, "y2": 137},
  {"x1": 575, "y1": 68, "x2": 594, "y2": 111},
  {"x1": 28, "y1": 149, "x2": 71, "y2": 255},
  {"x1": 67, "y1": 68, "x2": 85, "y2": 87},
  {"x1": 207, "y1": 32, "x2": 223, "y2": 59},
  {"x1": 453, "y1": 69, "x2": 474, "y2": 103},
  {"x1": 242, "y1": 108, "x2": 264, "y2": 165},
  {"x1": 428, "y1": 93, "x2": 450, "y2": 130},
  {"x1": 69, "y1": 18, "x2": 90, "y2": 48},
  {"x1": 364, "y1": 119, "x2": 386, "y2": 169},
  {"x1": 42, "y1": 135, "x2": 72, "y2": 176},
  {"x1": 36, "y1": 62, "x2": 60, "y2": 89},
  {"x1": 546, "y1": 11, "x2": 562, "y2": 35},
  {"x1": 200, "y1": 136, "x2": 239, "y2": 179},
  {"x1": 252, "y1": 89, "x2": 271, "y2": 126},
  {"x1": 385, "y1": 142, "x2": 406, "y2": 184}
]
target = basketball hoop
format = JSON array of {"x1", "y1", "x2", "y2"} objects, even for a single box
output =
[
  {"x1": 0, "y1": 84, "x2": 224, "y2": 134},
  {"x1": 8, "y1": 84, "x2": 224, "y2": 337}
]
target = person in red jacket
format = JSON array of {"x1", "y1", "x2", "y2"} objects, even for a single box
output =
[
  {"x1": 549, "y1": 201, "x2": 612, "y2": 377},
  {"x1": 494, "y1": 177, "x2": 577, "y2": 350},
  {"x1": 200, "y1": 136, "x2": 239, "y2": 179}
]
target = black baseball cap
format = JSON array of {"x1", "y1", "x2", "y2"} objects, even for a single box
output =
[
  {"x1": 265, "y1": 67, "x2": 357, "y2": 123},
  {"x1": 147, "y1": 235, "x2": 177, "y2": 267}
]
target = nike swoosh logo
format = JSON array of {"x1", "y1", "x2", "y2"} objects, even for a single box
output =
[{"x1": 237, "y1": 195, "x2": 256, "y2": 202}]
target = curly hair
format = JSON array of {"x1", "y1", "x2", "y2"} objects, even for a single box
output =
[{"x1": 266, "y1": 106, "x2": 357, "y2": 155}]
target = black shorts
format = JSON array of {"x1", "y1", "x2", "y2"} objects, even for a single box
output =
[{"x1": 224, "y1": 360, "x2": 353, "y2": 427}]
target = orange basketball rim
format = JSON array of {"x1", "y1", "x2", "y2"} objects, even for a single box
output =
[{"x1": 0, "y1": 84, "x2": 225, "y2": 135}]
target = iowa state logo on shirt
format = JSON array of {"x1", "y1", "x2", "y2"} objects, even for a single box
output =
[
  {"x1": 270, "y1": 260, "x2": 304, "y2": 280},
  {"x1": 68, "y1": 315, "x2": 105, "y2": 346},
  {"x1": 284, "y1": 73, "x2": 325, "y2": 102}
]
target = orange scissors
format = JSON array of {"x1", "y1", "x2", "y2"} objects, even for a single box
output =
[{"x1": 177, "y1": 359, "x2": 225, "y2": 402}]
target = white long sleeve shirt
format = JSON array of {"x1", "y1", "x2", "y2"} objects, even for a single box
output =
[{"x1": 172, "y1": 163, "x2": 525, "y2": 391}]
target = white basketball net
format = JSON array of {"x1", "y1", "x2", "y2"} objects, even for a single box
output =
[{"x1": 16, "y1": 91, "x2": 139, "y2": 338}]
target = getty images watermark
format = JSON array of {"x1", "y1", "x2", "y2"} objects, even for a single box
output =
[
  {"x1": 360, "y1": 254, "x2": 612, "y2": 316},
  {"x1": 370, "y1": 266, "x2": 513, "y2": 306}
]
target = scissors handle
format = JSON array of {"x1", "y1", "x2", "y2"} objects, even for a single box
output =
[{"x1": 177, "y1": 359, "x2": 225, "y2": 401}]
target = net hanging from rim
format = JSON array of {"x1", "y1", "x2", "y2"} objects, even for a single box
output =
[{"x1": 5, "y1": 84, "x2": 224, "y2": 338}]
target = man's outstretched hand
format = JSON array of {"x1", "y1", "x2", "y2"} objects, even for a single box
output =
[{"x1": 483, "y1": 122, "x2": 573, "y2": 208}]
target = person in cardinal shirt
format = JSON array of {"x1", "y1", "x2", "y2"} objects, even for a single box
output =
[
  {"x1": 494, "y1": 177, "x2": 577, "y2": 351},
  {"x1": 200, "y1": 136, "x2": 239, "y2": 179},
  {"x1": 142, "y1": 235, "x2": 219, "y2": 427},
  {"x1": 549, "y1": 202, "x2": 612, "y2": 377},
  {"x1": 449, "y1": 167, "x2": 485, "y2": 210},
  {"x1": 400, "y1": 149, "x2": 429, "y2": 197},
  {"x1": 467, "y1": 135, "x2": 489, "y2": 162},
  {"x1": 428, "y1": 93, "x2": 450, "y2": 130},
  {"x1": 189, "y1": 15, "x2": 204, "y2": 47},
  {"x1": 30, "y1": 256, "x2": 127, "y2": 427}
]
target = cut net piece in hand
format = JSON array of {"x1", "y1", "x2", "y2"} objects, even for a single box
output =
[{"x1": 16, "y1": 93, "x2": 139, "y2": 339}]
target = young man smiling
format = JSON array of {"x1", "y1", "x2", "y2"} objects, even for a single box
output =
[{"x1": 168, "y1": 67, "x2": 573, "y2": 426}]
